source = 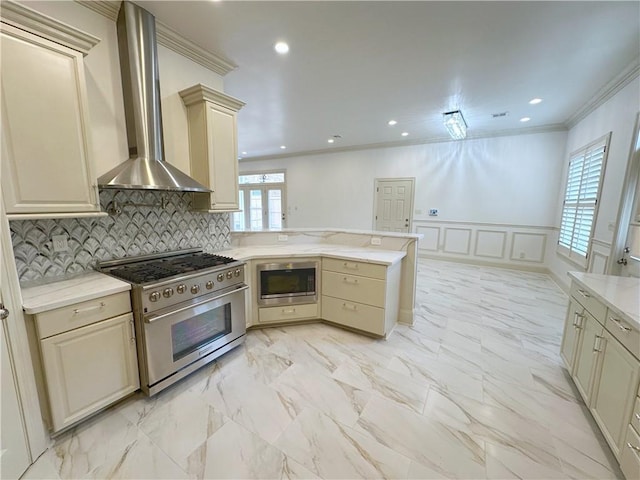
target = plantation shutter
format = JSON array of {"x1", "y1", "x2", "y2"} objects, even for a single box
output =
[{"x1": 558, "y1": 135, "x2": 609, "y2": 267}]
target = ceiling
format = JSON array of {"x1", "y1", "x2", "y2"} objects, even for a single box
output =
[{"x1": 135, "y1": 1, "x2": 640, "y2": 160}]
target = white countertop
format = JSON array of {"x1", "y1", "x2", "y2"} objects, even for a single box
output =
[
  {"x1": 22, "y1": 272, "x2": 131, "y2": 314},
  {"x1": 568, "y1": 272, "x2": 640, "y2": 329},
  {"x1": 231, "y1": 228, "x2": 423, "y2": 240},
  {"x1": 220, "y1": 244, "x2": 407, "y2": 266}
]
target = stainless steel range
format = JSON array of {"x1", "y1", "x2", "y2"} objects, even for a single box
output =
[{"x1": 98, "y1": 249, "x2": 247, "y2": 396}]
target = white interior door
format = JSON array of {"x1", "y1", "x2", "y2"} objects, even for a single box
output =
[
  {"x1": 0, "y1": 245, "x2": 31, "y2": 480},
  {"x1": 612, "y1": 113, "x2": 640, "y2": 277},
  {"x1": 374, "y1": 178, "x2": 415, "y2": 233}
]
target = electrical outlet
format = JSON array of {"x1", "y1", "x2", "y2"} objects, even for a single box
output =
[
  {"x1": 428, "y1": 209, "x2": 438, "y2": 216},
  {"x1": 371, "y1": 237, "x2": 382, "y2": 246},
  {"x1": 52, "y1": 235, "x2": 68, "y2": 252},
  {"x1": 278, "y1": 234, "x2": 288, "y2": 242}
]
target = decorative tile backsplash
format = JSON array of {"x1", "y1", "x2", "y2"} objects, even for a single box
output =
[{"x1": 10, "y1": 189, "x2": 231, "y2": 283}]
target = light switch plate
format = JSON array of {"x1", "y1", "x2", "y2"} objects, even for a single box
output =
[
  {"x1": 52, "y1": 235, "x2": 68, "y2": 252},
  {"x1": 278, "y1": 234, "x2": 289, "y2": 242},
  {"x1": 371, "y1": 237, "x2": 382, "y2": 246}
]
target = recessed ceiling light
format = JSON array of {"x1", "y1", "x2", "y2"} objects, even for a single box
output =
[
  {"x1": 529, "y1": 98, "x2": 543, "y2": 105},
  {"x1": 280, "y1": 145, "x2": 286, "y2": 149},
  {"x1": 327, "y1": 139, "x2": 335, "y2": 144},
  {"x1": 401, "y1": 132, "x2": 409, "y2": 137},
  {"x1": 274, "y1": 42, "x2": 289, "y2": 54},
  {"x1": 388, "y1": 120, "x2": 397, "y2": 126},
  {"x1": 520, "y1": 117, "x2": 531, "y2": 123}
]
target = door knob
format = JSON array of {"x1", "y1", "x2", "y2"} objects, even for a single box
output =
[{"x1": 0, "y1": 303, "x2": 9, "y2": 321}]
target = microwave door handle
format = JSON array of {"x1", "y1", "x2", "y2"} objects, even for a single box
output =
[{"x1": 145, "y1": 285, "x2": 249, "y2": 324}]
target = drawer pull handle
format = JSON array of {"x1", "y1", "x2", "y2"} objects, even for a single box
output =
[
  {"x1": 342, "y1": 303, "x2": 358, "y2": 311},
  {"x1": 73, "y1": 302, "x2": 105, "y2": 315},
  {"x1": 343, "y1": 277, "x2": 359, "y2": 285},
  {"x1": 343, "y1": 262, "x2": 359, "y2": 270},
  {"x1": 130, "y1": 319, "x2": 136, "y2": 343},
  {"x1": 627, "y1": 442, "x2": 640, "y2": 453},
  {"x1": 593, "y1": 335, "x2": 604, "y2": 353},
  {"x1": 577, "y1": 289, "x2": 590, "y2": 298},
  {"x1": 281, "y1": 308, "x2": 297, "y2": 315},
  {"x1": 611, "y1": 317, "x2": 632, "y2": 332},
  {"x1": 573, "y1": 312, "x2": 584, "y2": 328}
]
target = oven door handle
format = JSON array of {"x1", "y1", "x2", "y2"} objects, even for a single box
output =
[{"x1": 144, "y1": 285, "x2": 249, "y2": 324}]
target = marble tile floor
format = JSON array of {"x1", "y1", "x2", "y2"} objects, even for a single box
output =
[{"x1": 23, "y1": 259, "x2": 624, "y2": 479}]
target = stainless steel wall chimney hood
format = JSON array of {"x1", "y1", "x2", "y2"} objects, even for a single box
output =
[{"x1": 98, "y1": 1, "x2": 209, "y2": 192}]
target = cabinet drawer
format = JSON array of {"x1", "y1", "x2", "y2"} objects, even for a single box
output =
[
  {"x1": 631, "y1": 397, "x2": 640, "y2": 434},
  {"x1": 570, "y1": 283, "x2": 607, "y2": 324},
  {"x1": 322, "y1": 271, "x2": 385, "y2": 308},
  {"x1": 620, "y1": 425, "x2": 640, "y2": 480},
  {"x1": 258, "y1": 303, "x2": 318, "y2": 323},
  {"x1": 605, "y1": 314, "x2": 640, "y2": 360},
  {"x1": 322, "y1": 295, "x2": 385, "y2": 336},
  {"x1": 322, "y1": 258, "x2": 386, "y2": 280},
  {"x1": 35, "y1": 292, "x2": 131, "y2": 339}
]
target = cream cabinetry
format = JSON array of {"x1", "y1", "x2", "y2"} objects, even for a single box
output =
[
  {"x1": 0, "y1": 11, "x2": 102, "y2": 218},
  {"x1": 561, "y1": 278, "x2": 640, "y2": 477},
  {"x1": 258, "y1": 303, "x2": 318, "y2": 324},
  {"x1": 29, "y1": 292, "x2": 139, "y2": 433},
  {"x1": 180, "y1": 84, "x2": 245, "y2": 212},
  {"x1": 321, "y1": 258, "x2": 400, "y2": 337}
]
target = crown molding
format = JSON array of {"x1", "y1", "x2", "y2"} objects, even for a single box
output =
[
  {"x1": 155, "y1": 21, "x2": 236, "y2": 76},
  {"x1": 565, "y1": 57, "x2": 640, "y2": 129},
  {"x1": 74, "y1": 0, "x2": 119, "y2": 20},
  {"x1": 179, "y1": 83, "x2": 245, "y2": 111},
  {"x1": 241, "y1": 124, "x2": 568, "y2": 162},
  {"x1": 74, "y1": 1, "x2": 236, "y2": 76},
  {"x1": 2, "y1": 0, "x2": 100, "y2": 55}
]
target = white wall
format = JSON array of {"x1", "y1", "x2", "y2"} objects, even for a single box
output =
[
  {"x1": 240, "y1": 131, "x2": 568, "y2": 229},
  {"x1": 549, "y1": 77, "x2": 640, "y2": 288}
]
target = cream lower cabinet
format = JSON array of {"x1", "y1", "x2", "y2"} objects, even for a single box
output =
[
  {"x1": 321, "y1": 258, "x2": 401, "y2": 337},
  {"x1": 258, "y1": 303, "x2": 318, "y2": 324},
  {"x1": 180, "y1": 84, "x2": 245, "y2": 212},
  {"x1": 590, "y1": 330, "x2": 640, "y2": 459},
  {"x1": 0, "y1": 17, "x2": 101, "y2": 217},
  {"x1": 31, "y1": 292, "x2": 139, "y2": 433},
  {"x1": 561, "y1": 279, "x2": 640, "y2": 477}
]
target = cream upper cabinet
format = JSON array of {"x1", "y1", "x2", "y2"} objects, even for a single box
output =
[
  {"x1": 180, "y1": 84, "x2": 245, "y2": 212},
  {"x1": 0, "y1": 18, "x2": 101, "y2": 218}
]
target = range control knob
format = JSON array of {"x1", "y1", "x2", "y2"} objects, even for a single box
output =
[
  {"x1": 176, "y1": 284, "x2": 187, "y2": 294},
  {"x1": 217, "y1": 273, "x2": 225, "y2": 282},
  {"x1": 191, "y1": 285, "x2": 200, "y2": 294},
  {"x1": 226, "y1": 270, "x2": 233, "y2": 279},
  {"x1": 149, "y1": 291, "x2": 161, "y2": 302},
  {"x1": 163, "y1": 287, "x2": 174, "y2": 298},
  {"x1": 234, "y1": 268, "x2": 241, "y2": 277},
  {"x1": 205, "y1": 281, "x2": 214, "y2": 290}
]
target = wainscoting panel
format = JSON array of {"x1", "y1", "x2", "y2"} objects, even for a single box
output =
[
  {"x1": 416, "y1": 225, "x2": 439, "y2": 252},
  {"x1": 510, "y1": 232, "x2": 546, "y2": 263},
  {"x1": 443, "y1": 228, "x2": 472, "y2": 255},
  {"x1": 414, "y1": 220, "x2": 556, "y2": 271},
  {"x1": 475, "y1": 230, "x2": 507, "y2": 259},
  {"x1": 589, "y1": 239, "x2": 612, "y2": 274}
]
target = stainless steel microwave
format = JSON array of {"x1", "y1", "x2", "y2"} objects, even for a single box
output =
[{"x1": 256, "y1": 261, "x2": 318, "y2": 306}]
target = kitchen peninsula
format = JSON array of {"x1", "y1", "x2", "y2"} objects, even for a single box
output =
[{"x1": 223, "y1": 229, "x2": 421, "y2": 336}]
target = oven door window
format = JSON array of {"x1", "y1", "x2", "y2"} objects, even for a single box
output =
[{"x1": 171, "y1": 303, "x2": 231, "y2": 362}]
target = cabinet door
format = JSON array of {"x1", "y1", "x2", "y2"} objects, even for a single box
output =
[
  {"x1": 572, "y1": 313, "x2": 603, "y2": 405},
  {"x1": 590, "y1": 330, "x2": 640, "y2": 458},
  {"x1": 0, "y1": 24, "x2": 99, "y2": 216},
  {"x1": 205, "y1": 102, "x2": 239, "y2": 210},
  {"x1": 40, "y1": 313, "x2": 139, "y2": 432},
  {"x1": 560, "y1": 297, "x2": 584, "y2": 372}
]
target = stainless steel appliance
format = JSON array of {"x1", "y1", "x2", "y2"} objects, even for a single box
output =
[
  {"x1": 98, "y1": 249, "x2": 247, "y2": 396},
  {"x1": 257, "y1": 261, "x2": 318, "y2": 306}
]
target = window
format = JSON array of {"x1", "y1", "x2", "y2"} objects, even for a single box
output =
[
  {"x1": 232, "y1": 171, "x2": 286, "y2": 231},
  {"x1": 558, "y1": 133, "x2": 611, "y2": 267}
]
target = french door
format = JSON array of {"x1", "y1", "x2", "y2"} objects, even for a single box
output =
[{"x1": 234, "y1": 186, "x2": 286, "y2": 231}]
